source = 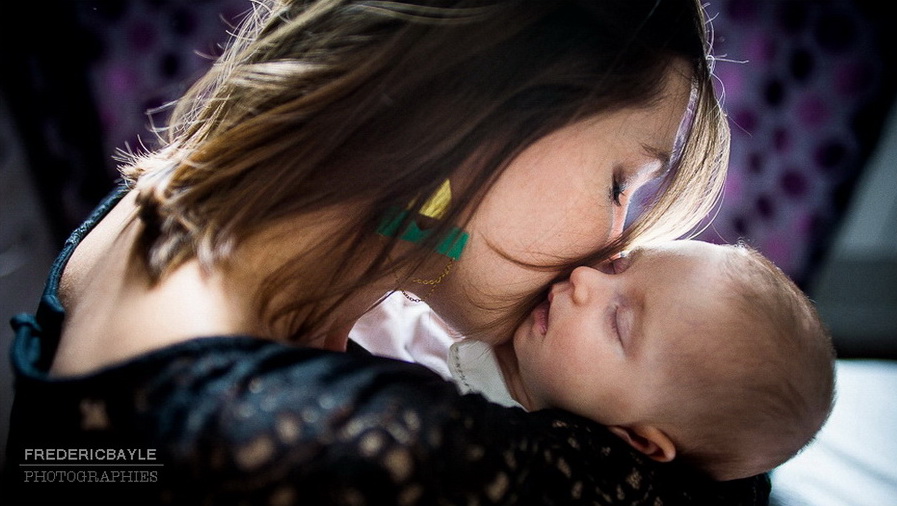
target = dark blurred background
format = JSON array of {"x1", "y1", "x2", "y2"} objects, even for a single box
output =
[{"x1": 1, "y1": 0, "x2": 895, "y2": 498}]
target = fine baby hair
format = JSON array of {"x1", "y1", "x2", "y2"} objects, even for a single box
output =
[{"x1": 657, "y1": 242, "x2": 835, "y2": 481}]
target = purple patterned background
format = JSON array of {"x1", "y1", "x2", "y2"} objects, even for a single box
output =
[{"x1": 3, "y1": 0, "x2": 895, "y2": 289}]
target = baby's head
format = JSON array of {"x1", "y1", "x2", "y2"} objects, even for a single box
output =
[{"x1": 511, "y1": 240, "x2": 835, "y2": 480}]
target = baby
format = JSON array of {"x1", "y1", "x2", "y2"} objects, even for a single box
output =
[
  {"x1": 351, "y1": 240, "x2": 835, "y2": 481},
  {"x1": 447, "y1": 239, "x2": 835, "y2": 481}
]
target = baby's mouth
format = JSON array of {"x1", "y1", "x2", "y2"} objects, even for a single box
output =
[
  {"x1": 533, "y1": 286, "x2": 561, "y2": 336},
  {"x1": 533, "y1": 299, "x2": 550, "y2": 336}
]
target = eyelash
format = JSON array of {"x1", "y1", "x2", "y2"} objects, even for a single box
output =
[
  {"x1": 610, "y1": 306, "x2": 623, "y2": 343},
  {"x1": 611, "y1": 177, "x2": 628, "y2": 206}
]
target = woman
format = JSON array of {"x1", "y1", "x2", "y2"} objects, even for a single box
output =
[{"x1": 3, "y1": 0, "x2": 767, "y2": 504}]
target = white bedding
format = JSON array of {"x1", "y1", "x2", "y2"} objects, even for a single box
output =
[{"x1": 770, "y1": 359, "x2": 897, "y2": 506}]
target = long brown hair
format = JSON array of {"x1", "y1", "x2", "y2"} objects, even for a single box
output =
[{"x1": 123, "y1": 0, "x2": 728, "y2": 340}]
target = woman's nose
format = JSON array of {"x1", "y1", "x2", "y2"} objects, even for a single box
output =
[
  {"x1": 609, "y1": 211, "x2": 627, "y2": 240},
  {"x1": 568, "y1": 265, "x2": 610, "y2": 305},
  {"x1": 607, "y1": 197, "x2": 633, "y2": 240}
]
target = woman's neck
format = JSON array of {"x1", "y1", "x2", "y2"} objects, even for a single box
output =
[{"x1": 225, "y1": 206, "x2": 405, "y2": 350}]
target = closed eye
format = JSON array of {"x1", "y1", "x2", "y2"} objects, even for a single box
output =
[
  {"x1": 611, "y1": 300, "x2": 636, "y2": 352},
  {"x1": 610, "y1": 306, "x2": 623, "y2": 344},
  {"x1": 610, "y1": 177, "x2": 628, "y2": 206}
]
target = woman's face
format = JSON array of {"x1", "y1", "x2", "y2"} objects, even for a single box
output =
[{"x1": 430, "y1": 65, "x2": 693, "y2": 342}]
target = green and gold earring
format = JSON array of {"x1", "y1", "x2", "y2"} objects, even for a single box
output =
[{"x1": 377, "y1": 179, "x2": 469, "y2": 302}]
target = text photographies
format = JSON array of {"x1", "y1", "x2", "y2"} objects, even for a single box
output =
[{"x1": 20, "y1": 448, "x2": 162, "y2": 485}]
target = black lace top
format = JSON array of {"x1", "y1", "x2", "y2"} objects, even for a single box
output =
[{"x1": 2, "y1": 189, "x2": 769, "y2": 505}]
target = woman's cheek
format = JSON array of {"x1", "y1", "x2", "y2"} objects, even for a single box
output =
[
  {"x1": 438, "y1": 206, "x2": 617, "y2": 338},
  {"x1": 480, "y1": 195, "x2": 616, "y2": 264},
  {"x1": 454, "y1": 235, "x2": 557, "y2": 316}
]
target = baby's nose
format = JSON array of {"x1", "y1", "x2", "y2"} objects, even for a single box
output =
[{"x1": 568, "y1": 265, "x2": 609, "y2": 304}]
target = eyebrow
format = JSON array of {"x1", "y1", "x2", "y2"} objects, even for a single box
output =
[{"x1": 622, "y1": 246, "x2": 646, "y2": 265}]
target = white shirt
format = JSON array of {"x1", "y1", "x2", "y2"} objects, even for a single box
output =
[
  {"x1": 447, "y1": 339, "x2": 522, "y2": 408},
  {"x1": 351, "y1": 293, "x2": 522, "y2": 409}
]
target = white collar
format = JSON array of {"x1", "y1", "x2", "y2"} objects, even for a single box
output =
[{"x1": 447, "y1": 340, "x2": 523, "y2": 409}]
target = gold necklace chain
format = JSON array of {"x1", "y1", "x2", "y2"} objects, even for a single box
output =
[{"x1": 394, "y1": 258, "x2": 454, "y2": 303}]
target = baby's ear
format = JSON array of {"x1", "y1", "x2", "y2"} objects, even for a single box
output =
[{"x1": 608, "y1": 425, "x2": 676, "y2": 463}]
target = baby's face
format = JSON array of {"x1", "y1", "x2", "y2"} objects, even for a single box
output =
[{"x1": 512, "y1": 240, "x2": 739, "y2": 425}]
